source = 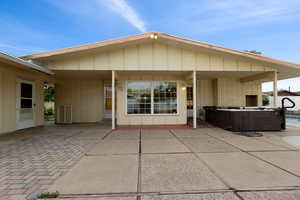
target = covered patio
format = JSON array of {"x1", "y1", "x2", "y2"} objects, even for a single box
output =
[{"x1": 52, "y1": 69, "x2": 280, "y2": 131}]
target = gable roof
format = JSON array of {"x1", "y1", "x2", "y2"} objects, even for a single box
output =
[
  {"x1": 0, "y1": 51, "x2": 53, "y2": 75},
  {"x1": 21, "y1": 32, "x2": 300, "y2": 70}
]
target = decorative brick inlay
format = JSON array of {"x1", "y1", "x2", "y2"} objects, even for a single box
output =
[{"x1": 0, "y1": 124, "x2": 108, "y2": 200}]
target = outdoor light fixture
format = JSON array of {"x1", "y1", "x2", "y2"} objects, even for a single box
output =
[
  {"x1": 150, "y1": 33, "x2": 158, "y2": 39},
  {"x1": 182, "y1": 87, "x2": 186, "y2": 91}
]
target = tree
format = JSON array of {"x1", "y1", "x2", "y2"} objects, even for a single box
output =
[{"x1": 44, "y1": 86, "x2": 54, "y2": 102}]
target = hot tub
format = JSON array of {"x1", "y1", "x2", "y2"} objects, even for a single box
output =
[{"x1": 204, "y1": 107, "x2": 283, "y2": 132}]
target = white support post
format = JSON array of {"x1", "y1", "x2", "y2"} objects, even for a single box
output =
[
  {"x1": 112, "y1": 70, "x2": 116, "y2": 130},
  {"x1": 273, "y1": 71, "x2": 278, "y2": 107},
  {"x1": 193, "y1": 71, "x2": 197, "y2": 129}
]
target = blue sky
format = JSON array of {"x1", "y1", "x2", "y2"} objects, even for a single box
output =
[{"x1": 1, "y1": 0, "x2": 300, "y2": 91}]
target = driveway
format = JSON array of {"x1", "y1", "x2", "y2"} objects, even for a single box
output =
[{"x1": 1, "y1": 124, "x2": 300, "y2": 200}]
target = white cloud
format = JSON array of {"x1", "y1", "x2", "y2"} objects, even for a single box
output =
[
  {"x1": 103, "y1": 0, "x2": 146, "y2": 32},
  {"x1": 47, "y1": 0, "x2": 146, "y2": 32}
]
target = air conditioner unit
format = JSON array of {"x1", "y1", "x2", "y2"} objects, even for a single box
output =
[{"x1": 56, "y1": 105, "x2": 72, "y2": 124}]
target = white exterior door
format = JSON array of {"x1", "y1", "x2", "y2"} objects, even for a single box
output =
[
  {"x1": 104, "y1": 84, "x2": 112, "y2": 119},
  {"x1": 16, "y1": 80, "x2": 35, "y2": 130}
]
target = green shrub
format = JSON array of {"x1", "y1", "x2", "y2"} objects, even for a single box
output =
[
  {"x1": 44, "y1": 108, "x2": 54, "y2": 120},
  {"x1": 262, "y1": 95, "x2": 270, "y2": 106},
  {"x1": 37, "y1": 191, "x2": 59, "y2": 199}
]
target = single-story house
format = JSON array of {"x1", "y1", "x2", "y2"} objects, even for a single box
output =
[{"x1": 1, "y1": 32, "x2": 300, "y2": 134}]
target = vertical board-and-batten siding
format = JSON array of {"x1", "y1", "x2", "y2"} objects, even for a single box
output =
[
  {"x1": 197, "y1": 79, "x2": 262, "y2": 109},
  {"x1": 44, "y1": 42, "x2": 274, "y2": 72},
  {"x1": 197, "y1": 80, "x2": 215, "y2": 108},
  {"x1": 215, "y1": 78, "x2": 262, "y2": 107},
  {"x1": 55, "y1": 79, "x2": 104, "y2": 123},
  {"x1": 0, "y1": 64, "x2": 45, "y2": 135}
]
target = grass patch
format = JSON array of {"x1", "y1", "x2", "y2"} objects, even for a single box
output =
[{"x1": 37, "y1": 191, "x2": 59, "y2": 199}]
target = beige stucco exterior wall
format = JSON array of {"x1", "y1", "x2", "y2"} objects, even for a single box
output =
[
  {"x1": 55, "y1": 79, "x2": 104, "y2": 123},
  {"x1": 116, "y1": 74, "x2": 187, "y2": 125},
  {"x1": 42, "y1": 41, "x2": 274, "y2": 72},
  {"x1": 0, "y1": 64, "x2": 46, "y2": 135},
  {"x1": 196, "y1": 78, "x2": 262, "y2": 109}
]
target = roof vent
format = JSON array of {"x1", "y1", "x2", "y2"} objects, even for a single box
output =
[{"x1": 244, "y1": 50, "x2": 262, "y2": 55}]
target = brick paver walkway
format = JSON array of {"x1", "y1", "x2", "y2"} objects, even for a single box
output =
[{"x1": 0, "y1": 124, "x2": 110, "y2": 200}]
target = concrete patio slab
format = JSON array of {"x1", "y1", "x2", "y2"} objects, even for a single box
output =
[
  {"x1": 218, "y1": 136, "x2": 289, "y2": 151},
  {"x1": 106, "y1": 130, "x2": 140, "y2": 140},
  {"x1": 181, "y1": 138, "x2": 240, "y2": 153},
  {"x1": 88, "y1": 139, "x2": 139, "y2": 155},
  {"x1": 142, "y1": 139, "x2": 190, "y2": 153},
  {"x1": 55, "y1": 197, "x2": 136, "y2": 200},
  {"x1": 141, "y1": 130, "x2": 174, "y2": 139},
  {"x1": 282, "y1": 136, "x2": 300, "y2": 149},
  {"x1": 197, "y1": 128, "x2": 230, "y2": 134},
  {"x1": 258, "y1": 135, "x2": 299, "y2": 150},
  {"x1": 141, "y1": 154, "x2": 227, "y2": 192},
  {"x1": 251, "y1": 151, "x2": 300, "y2": 176},
  {"x1": 263, "y1": 130, "x2": 300, "y2": 137},
  {"x1": 142, "y1": 192, "x2": 240, "y2": 200},
  {"x1": 49, "y1": 155, "x2": 138, "y2": 194},
  {"x1": 172, "y1": 129, "x2": 213, "y2": 138},
  {"x1": 198, "y1": 152, "x2": 300, "y2": 189},
  {"x1": 200, "y1": 128, "x2": 239, "y2": 139},
  {"x1": 238, "y1": 190, "x2": 300, "y2": 200}
]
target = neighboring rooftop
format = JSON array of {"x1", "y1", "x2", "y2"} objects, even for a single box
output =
[{"x1": 264, "y1": 90, "x2": 300, "y2": 96}]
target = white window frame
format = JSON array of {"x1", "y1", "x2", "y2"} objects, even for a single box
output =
[{"x1": 125, "y1": 80, "x2": 179, "y2": 116}]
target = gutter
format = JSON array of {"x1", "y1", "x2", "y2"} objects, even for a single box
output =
[{"x1": 0, "y1": 51, "x2": 54, "y2": 75}]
